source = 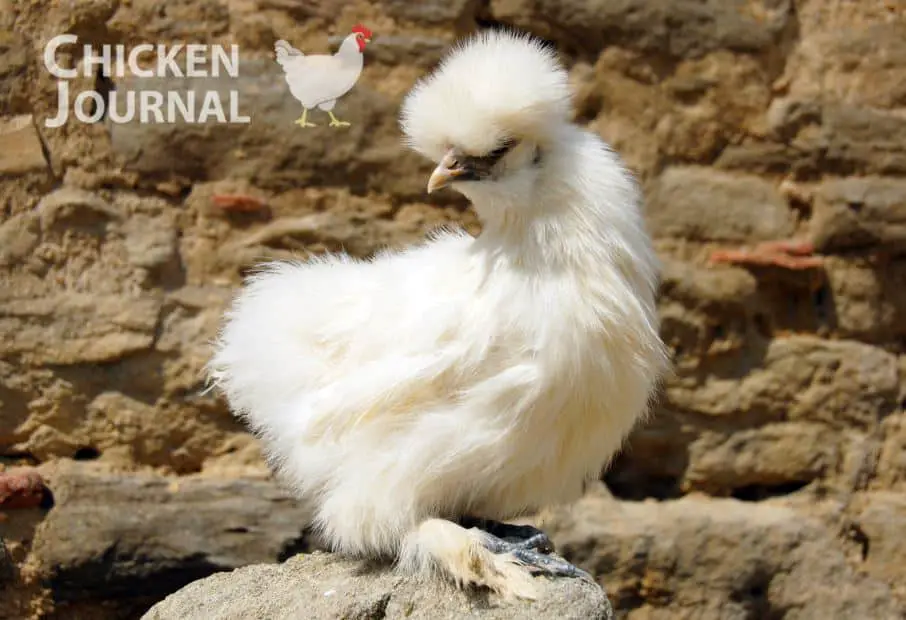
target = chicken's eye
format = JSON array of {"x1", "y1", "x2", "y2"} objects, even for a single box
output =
[{"x1": 487, "y1": 140, "x2": 516, "y2": 160}]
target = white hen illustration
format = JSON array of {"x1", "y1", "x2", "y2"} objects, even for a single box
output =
[{"x1": 274, "y1": 24, "x2": 372, "y2": 128}]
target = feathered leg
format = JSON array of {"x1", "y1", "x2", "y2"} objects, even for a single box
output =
[
  {"x1": 399, "y1": 517, "x2": 593, "y2": 600},
  {"x1": 399, "y1": 518, "x2": 538, "y2": 600}
]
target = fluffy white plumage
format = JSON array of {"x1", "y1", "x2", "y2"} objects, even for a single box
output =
[{"x1": 209, "y1": 30, "x2": 668, "y2": 599}]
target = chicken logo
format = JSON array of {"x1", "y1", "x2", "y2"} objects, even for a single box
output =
[{"x1": 274, "y1": 24, "x2": 372, "y2": 128}]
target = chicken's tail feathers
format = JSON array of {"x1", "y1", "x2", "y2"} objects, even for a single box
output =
[
  {"x1": 274, "y1": 39, "x2": 303, "y2": 65},
  {"x1": 399, "y1": 518, "x2": 538, "y2": 601}
]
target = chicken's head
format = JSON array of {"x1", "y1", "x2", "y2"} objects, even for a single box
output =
[
  {"x1": 400, "y1": 30, "x2": 571, "y2": 210},
  {"x1": 351, "y1": 24, "x2": 372, "y2": 53}
]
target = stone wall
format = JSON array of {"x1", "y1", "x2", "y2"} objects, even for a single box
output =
[{"x1": 1, "y1": 0, "x2": 905, "y2": 617}]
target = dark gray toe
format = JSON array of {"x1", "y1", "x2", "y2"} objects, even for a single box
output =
[
  {"x1": 477, "y1": 531, "x2": 593, "y2": 582},
  {"x1": 459, "y1": 517, "x2": 555, "y2": 552}
]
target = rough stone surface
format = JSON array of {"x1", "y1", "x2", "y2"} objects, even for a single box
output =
[
  {"x1": 0, "y1": 537, "x2": 13, "y2": 586},
  {"x1": 0, "y1": 115, "x2": 47, "y2": 176},
  {"x1": 28, "y1": 467, "x2": 312, "y2": 614},
  {"x1": 646, "y1": 167, "x2": 796, "y2": 242},
  {"x1": 541, "y1": 489, "x2": 904, "y2": 619},
  {"x1": 1, "y1": 294, "x2": 162, "y2": 365},
  {"x1": 850, "y1": 492, "x2": 906, "y2": 602},
  {"x1": 810, "y1": 177, "x2": 906, "y2": 253},
  {"x1": 142, "y1": 551, "x2": 614, "y2": 620},
  {"x1": 490, "y1": 0, "x2": 795, "y2": 59},
  {"x1": 667, "y1": 335, "x2": 899, "y2": 427}
]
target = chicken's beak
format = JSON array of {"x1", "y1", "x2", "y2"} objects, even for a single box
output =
[{"x1": 427, "y1": 150, "x2": 472, "y2": 194}]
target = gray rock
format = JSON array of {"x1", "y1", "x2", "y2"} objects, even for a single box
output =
[
  {"x1": 645, "y1": 167, "x2": 795, "y2": 242},
  {"x1": 851, "y1": 492, "x2": 906, "y2": 594},
  {"x1": 122, "y1": 214, "x2": 179, "y2": 269},
  {"x1": 822, "y1": 257, "x2": 906, "y2": 343},
  {"x1": 36, "y1": 187, "x2": 121, "y2": 232},
  {"x1": 765, "y1": 97, "x2": 824, "y2": 142},
  {"x1": 0, "y1": 115, "x2": 48, "y2": 176},
  {"x1": 0, "y1": 187, "x2": 121, "y2": 268},
  {"x1": 363, "y1": 35, "x2": 450, "y2": 68},
  {"x1": 0, "y1": 293, "x2": 162, "y2": 364},
  {"x1": 810, "y1": 177, "x2": 906, "y2": 254},
  {"x1": 143, "y1": 551, "x2": 613, "y2": 620},
  {"x1": 106, "y1": 0, "x2": 229, "y2": 43},
  {"x1": 30, "y1": 470, "x2": 313, "y2": 606},
  {"x1": 820, "y1": 105, "x2": 906, "y2": 176},
  {"x1": 0, "y1": 210, "x2": 40, "y2": 267},
  {"x1": 0, "y1": 537, "x2": 22, "y2": 620},
  {"x1": 786, "y1": 21, "x2": 906, "y2": 111},
  {"x1": 682, "y1": 422, "x2": 840, "y2": 495},
  {"x1": 0, "y1": 29, "x2": 29, "y2": 113},
  {"x1": 0, "y1": 537, "x2": 13, "y2": 586},
  {"x1": 666, "y1": 335, "x2": 899, "y2": 428},
  {"x1": 720, "y1": 101, "x2": 906, "y2": 179},
  {"x1": 877, "y1": 414, "x2": 906, "y2": 490},
  {"x1": 714, "y1": 141, "x2": 806, "y2": 176},
  {"x1": 543, "y1": 492, "x2": 903, "y2": 619},
  {"x1": 381, "y1": 0, "x2": 475, "y2": 26},
  {"x1": 490, "y1": 0, "x2": 793, "y2": 58}
]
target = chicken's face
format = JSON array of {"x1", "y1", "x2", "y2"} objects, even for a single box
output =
[
  {"x1": 425, "y1": 136, "x2": 543, "y2": 205},
  {"x1": 400, "y1": 30, "x2": 572, "y2": 210},
  {"x1": 351, "y1": 24, "x2": 372, "y2": 53}
]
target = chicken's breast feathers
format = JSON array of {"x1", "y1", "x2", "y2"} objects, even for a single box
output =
[{"x1": 282, "y1": 54, "x2": 362, "y2": 109}]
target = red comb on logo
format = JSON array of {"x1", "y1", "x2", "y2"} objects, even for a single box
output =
[{"x1": 351, "y1": 24, "x2": 372, "y2": 39}]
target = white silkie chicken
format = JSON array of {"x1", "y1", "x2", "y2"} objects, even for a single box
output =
[{"x1": 209, "y1": 30, "x2": 668, "y2": 599}]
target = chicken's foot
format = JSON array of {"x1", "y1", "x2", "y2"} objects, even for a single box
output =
[
  {"x1": 294, "y1": 109, "x2": 316, "y2": 128},
  {"x1": 327, "y1": 110, "x2": 350, "y2": 127},
  {"x1": 461, "y1": 516, "x2": 593, "y2": 582},
  {"x1": 459, "y1": 516, "x2": 554, "y2": 552},
  {"x1": 483, "y1": 536, "x2": 594, "y2": 581}
]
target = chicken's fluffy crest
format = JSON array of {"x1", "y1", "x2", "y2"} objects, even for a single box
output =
[
  {"x1": 209, "y1": 28, "x2": 668, "y2": 602},
  {"x1": 401, "y1": 30, "x2": 571, "y2": 161}
]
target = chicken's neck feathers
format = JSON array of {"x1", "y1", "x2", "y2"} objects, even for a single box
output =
[
  {"x1": 471, "y1": 126, "x2": 660, "y2": 315},
  {"x1": 337, "y1": 34, "x2": 364, "y2": 61}
]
